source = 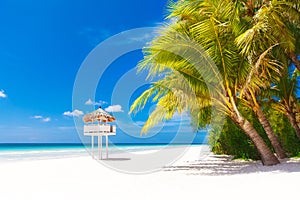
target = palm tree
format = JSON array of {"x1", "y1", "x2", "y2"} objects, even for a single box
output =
[
  {"x1": 236, "y1": 0, "x2": 300, "y2": 157},
  {"x1": 270, "y1": 67, "x2": 300, "y2": 140},
  {"x1": 244, "y1": 90, "x2": 288, "y2": 158},
  {"x1": 236, "y1": 0, "x2": 300, "y2": 71},
  {"x1": 237, "y1": 1, "x2": 300, "y2": 139},
  {"x1": 235, "y1": 44, "x2": 288, "y2": 159},
  {"x1": 284, "y1": 0, "x2": 300, "y2": 71},
  {"x1": 131, "y1": 0, "x2": 280, "y2": 165}
]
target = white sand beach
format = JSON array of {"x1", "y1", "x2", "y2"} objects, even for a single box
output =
[{"x1": 0, "y1": 145, "x2": 299, "y2": 200}]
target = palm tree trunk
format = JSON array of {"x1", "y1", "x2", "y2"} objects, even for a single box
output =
[
  {"x1": 230, "y1": 107, "x2": 280, "y2": 165},
  {"x1": 286, "y1": 111, "x2": 300, "y2": 141},
  {"x1": 245, "y1": 92, "x2": 287, "y2": 159},
  {"x1": 233, "y1": 116, "x2": 280, "y2": 165},
  {"x1": 255, "y1": 109, "x2": 288, "y2": 159}
]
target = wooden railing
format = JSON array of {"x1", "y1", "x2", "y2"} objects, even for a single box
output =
[{"x1": 84, "y1": 124, "x2": 116, "y2": 136}]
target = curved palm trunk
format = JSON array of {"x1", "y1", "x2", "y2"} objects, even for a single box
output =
[
  {"x1": 255, "y1": 109, "x2": 288, "y2": 159},
  {"x1": 245, "y1": 92, "x2": 287, "y2": 159},
  {"x1": 229, "y1": 99, "x2": 280, "y2": 165},
  {"x1": 286, "y1": 111, "x2": 300, "y2": 141},
  {"x1": 232, "y1": 113, "x2": 280, "y2": 166}
]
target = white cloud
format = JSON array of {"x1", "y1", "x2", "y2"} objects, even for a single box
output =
[
  {"x1": 0, "y1": 90, "x2": 7, "y2": 98},
  {"x1": 105, "y1": 105, "x2": 124, "y2": 113},
  {"x1": 63, "y1": 109, "x2": 84, "y2": 117},
  {"x1": 85, "y1": 99, "x2": 107, "y2": 106},
  {"x1": 94, "y1": 100, "x2": 107, "y2": 106},
  {"x1": 31, "y1": 115, "x2": 51, "y2": 122},
  {"x1": 85, "y1": 99, "x2": 94, "y2": 105},
  {"x1": 42, "y1": 117, "x2": 51, "y2": 122},
  {"x1": 32, "y1": 115, "x2": 43, "y2": 119}
]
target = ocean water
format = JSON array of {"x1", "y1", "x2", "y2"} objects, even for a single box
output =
[
  {"x1": 0, "y1": 143, "x2": 204, "y2": 162},
  {"x1": 0, "y1": 144, "x2": 88, "y2": 162}
]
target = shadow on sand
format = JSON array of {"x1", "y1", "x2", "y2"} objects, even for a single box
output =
[
  {"x1": 102, "y1": 157, "x2": 131, "y2": 161},
  {"x1": 163, "y1": 155, "x2": 300, "y2": 176}
]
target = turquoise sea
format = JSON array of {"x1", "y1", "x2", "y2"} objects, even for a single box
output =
[{"x1": 0, "y1": 143, "x2": 205, "y2": 162}]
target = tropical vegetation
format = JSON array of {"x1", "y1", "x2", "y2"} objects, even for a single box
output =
[{"x1": 130, "y1": 0, "x2": 300, "y2": 165}]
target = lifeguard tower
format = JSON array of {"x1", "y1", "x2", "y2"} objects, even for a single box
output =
[{"x1": 83, "y1": 107, "x2": 116, "y2": 160}]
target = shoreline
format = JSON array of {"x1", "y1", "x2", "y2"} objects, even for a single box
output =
[
  {"x1": 0, "y1": 143, "x2": 208, "y2": 163},
  {"x1": 1, "y1": 144, "x2": 300, "y2": 172}
]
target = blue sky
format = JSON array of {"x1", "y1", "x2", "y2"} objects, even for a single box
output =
[{"x1": 0, "y1": 0, "x2": 206, "y2": 143}]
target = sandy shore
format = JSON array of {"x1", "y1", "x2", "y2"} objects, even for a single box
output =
[{"x1": 0, "y1": 145, "x2": 299, "y2": 200}]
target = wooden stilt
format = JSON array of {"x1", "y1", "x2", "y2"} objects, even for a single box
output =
[
  {"x1": 106, "y1": 135, "x2": 108, "y2": 159},
  {"x1": 91, "y1": 135, "x2": 94, "y2": 159},
  {"x1": 83, "y1": 124, "x2": 116, "y2": 160},
  {"x1": 100, "y1": 136, "x2": 102, "y2": 160},
  {"x1": 98, "y1": 136, "x2": 101, "y2": 160}
]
